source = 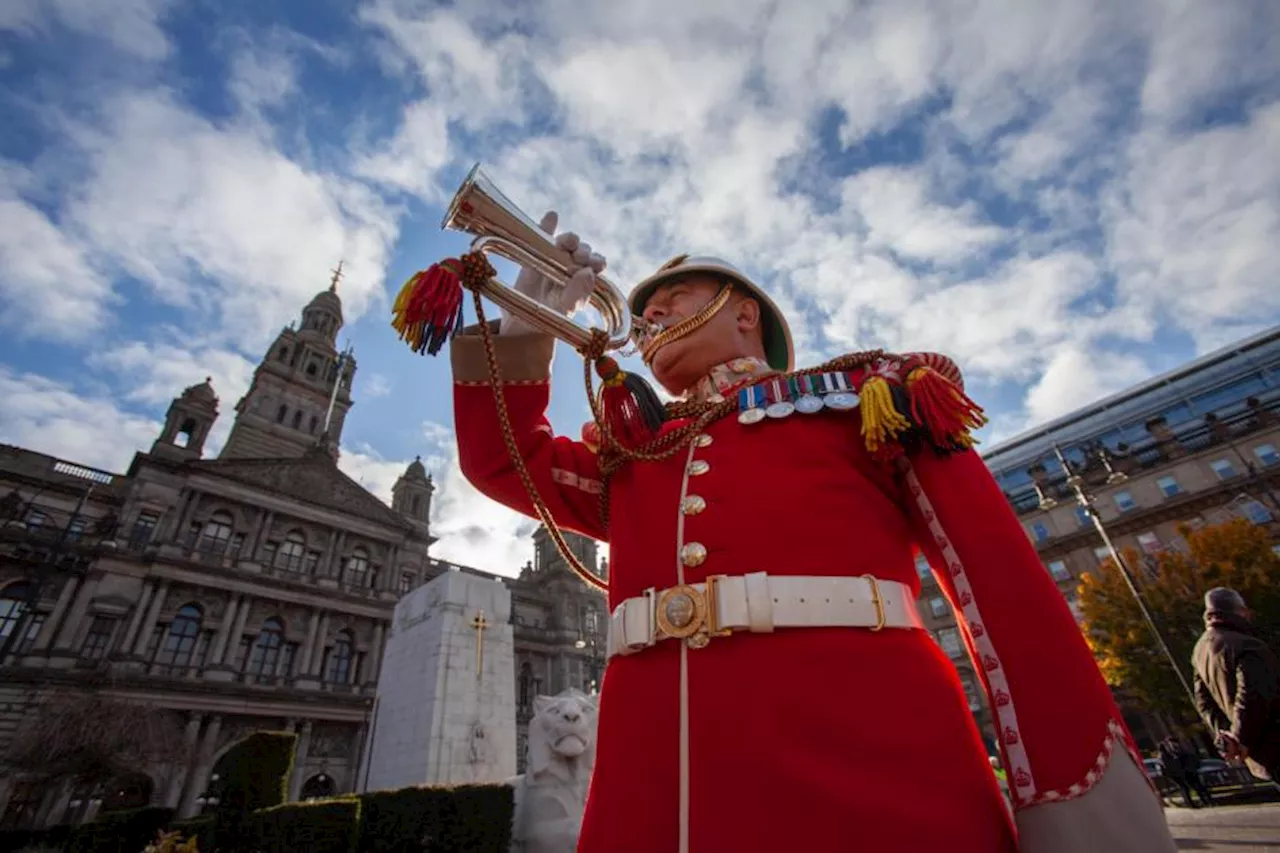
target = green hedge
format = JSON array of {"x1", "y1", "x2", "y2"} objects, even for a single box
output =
[
  {"x1": 357, "y1": 783, "x2": 513, "y2": 853},
  {"x1": 0, "y1": 823, "x2": 73, "y2": 852},
  {"x1": 246, "y1": 797, "x2": 361, "y2": 853},
  {"x1": 215, "y1": 730, "x2": 297, "y2": 815},
  {"x1": 168, "y1": 816, "x2": 216, "y2": 851},
  {"x1": 67, "y1": 806, "x2": 174, "y2": 853}
]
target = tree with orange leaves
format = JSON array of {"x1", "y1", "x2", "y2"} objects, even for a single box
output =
[{"x1": 1078, "y1": 518, "x2": 1280, "y2": 721}]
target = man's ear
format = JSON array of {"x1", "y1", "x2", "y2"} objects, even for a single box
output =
[{"x1": 735, "y1": 295, "x2": 761, "y2": 332}]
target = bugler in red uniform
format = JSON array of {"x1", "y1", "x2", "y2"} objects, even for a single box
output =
[{"x1": 429, "y1": 244, "x2": 1177, "y2": 851}]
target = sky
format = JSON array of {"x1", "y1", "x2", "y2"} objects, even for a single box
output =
[{"x1": 1, "y1": 0, "x2": 1278, "y2": 577}]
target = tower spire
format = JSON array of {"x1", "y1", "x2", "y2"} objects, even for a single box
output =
[{"x1": 329, "y1": 259, "x2": 345, "y2": 293}]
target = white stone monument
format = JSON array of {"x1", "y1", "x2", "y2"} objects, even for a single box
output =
[{"x1": 362, "y1": 569, "x2": 517, "y2": 791}]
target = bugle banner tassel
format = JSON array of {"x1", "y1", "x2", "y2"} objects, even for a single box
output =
[
  {"x1": 390, "y1": 252, "x2": 497, "y2": 356},
  {"x1": 595, "y1": 356, "x2": 666, "y2": 448},
  {"x1": 905, "y1": 365, "x2": 988, "y2": 449}
]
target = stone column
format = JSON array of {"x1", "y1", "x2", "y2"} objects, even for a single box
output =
[
  {"x1": 324, "y1": 531, "x2": 347, "y2": 580},
  {"x1": 252, "y1": 511, "x2": 276, "y2": 558},
  {"x1": 174, "y1": 491, "x2": 202, "y2": 546},
  {"x1": 31, "y1": 574, "x2": 82, "y2": 652},
  {"x1": 224, "y1": 596, "x2": 253, "y2": 668},
  {"x1": 130, "y1": 579, "x2": 170, "y2": 656},
  {"x1": 366, "y1": 621, "x2": 386, "y2": 685},
  {"x1": 308, "y1": 613, "x2": 331, "y2": 676},
  {"x1": 166, "y1": 713, "x2": 204, "y2": 808},
  {"x1": 288, "y1": 721, "x2": 313, "y2": 801},
  {"x1": 208, "y1": 594, "x2": 241, "y2": 667},
  {"x1": 297, "y1": 610, "x2": 321, "y2": 677},
  {"x1": 179, "y1": 714, "x2": 223, "y2": 818},
  {"x1": 386, "y1": 545, "x2": 401, "y2": 591},
  {"x1": 118, "y1": 579, "x2": 156, "y2": 653},
  {"x1": 51, "y1": 574, "x2": 103, "y2": 652}
]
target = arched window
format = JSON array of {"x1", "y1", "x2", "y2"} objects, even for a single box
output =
[
  {"x1": 291, "y1": 410, "x2": 302, "y2": 429},
  {"x1": 0, "y1": 582, "x2": 32, "y2": 647},
  {"x1": 277, "y1": 347, "x2": 289, "y2": 362},
  {"x1": 411, "y1": 495, "x2": 421, "y2": 515},
  {"x1": 156, "y1": 604, "x2": 202, "y2": 667},
  {"x1": 306, "y1": 363, "x2": 318, "y2": 377},
  {"x1": 246, "y1": 618, "x2": 284, "y2": 676},
  {"x1": 344, "y1": 547, "x2": 370, "y2": 588},
  {"x1": 300, "y1": 773, "x2": 335, "y2": 801},
  {"x1": 276, "y1": 405, "x2": 287, "y2": 424},
  {"x1": 309, "y1": 415, "x2": 318, "y2": 434},
  {"x1": 326, "y1": 630, "x2": 354, "y2": 684},
  {"x1": 176, "y1": 418, "x2": 197, "y2": 449},
  {"x1": 277, "y1": 531, "x2": 305, "y2": 572},
  {"x1": 198, "y1": 511, "x2": 233, "y2": 553}
]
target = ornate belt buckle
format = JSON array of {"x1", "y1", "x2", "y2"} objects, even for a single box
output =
[{"x1": 655, "y1": 576, "x2": 733, "y2": 649}]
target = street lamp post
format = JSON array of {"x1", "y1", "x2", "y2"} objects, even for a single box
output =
[{"x1": 1051, "y1": 445, "x2": 1200, "y2": 712}]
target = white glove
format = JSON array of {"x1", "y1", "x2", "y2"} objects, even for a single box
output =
[{"x1": 499, "y1": 211, "x2": 607, "y2": 336}]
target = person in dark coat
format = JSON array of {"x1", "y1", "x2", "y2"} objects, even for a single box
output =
[{"x1": 1192, "y1": 587, "x2": 1280, "y2": 782}]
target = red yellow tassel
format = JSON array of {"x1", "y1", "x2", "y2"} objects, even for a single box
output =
[
  {"x1": 391, "y1": 260, "x2": 465, "y2": 355},
  {"x1": 906, "y1": 365, "x2": 988, "y2": 448},
  {"x1": 595, "y1": 356, "x2": 666, "y2": 448},
  {"x1": 860, "y1": 375, "x2": 912, "y2": 455}
]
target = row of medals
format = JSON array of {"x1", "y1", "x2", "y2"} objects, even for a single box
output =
[{"x1": 736, "y1": 372, "x2": 861, "y2": 424}]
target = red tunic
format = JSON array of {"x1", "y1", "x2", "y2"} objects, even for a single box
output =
[{"x1": 452, "y1": 343, "x2": 1155, "y2": 852}]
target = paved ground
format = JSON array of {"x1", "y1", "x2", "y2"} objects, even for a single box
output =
[{"x1": 1165, "y1": 803, "x2": 1280, "y2": 851}]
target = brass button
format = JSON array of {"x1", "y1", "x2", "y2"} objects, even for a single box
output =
[
  {"x1": 688, "y1": 460, "x2": 710, "y2": 476},
  {"x1": 694, "y1": 433, "x2": 713, "y2": 448},
  {"x1": 682, "y1": 495, "x2": 707, "y2": 516},
  {"x1": 681, "y1": 542, "x2": 707, "y2": 568}
]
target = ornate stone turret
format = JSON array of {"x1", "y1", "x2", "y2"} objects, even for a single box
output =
[
  {"x1": 392, "y1": 456, "x2": 434, "y2": 524},
  {"x1": 220, "y1": 262, "x2": 357, "y2": 460},
  {"x1": 151, "y1": 378, "x2": 219, "y2": 461}
]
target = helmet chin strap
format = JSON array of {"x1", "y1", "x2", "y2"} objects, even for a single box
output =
[{"x1": 637, "y1": 285, "x2": 734, "y2": 366}]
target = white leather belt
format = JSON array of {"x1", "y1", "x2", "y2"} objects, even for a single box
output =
[{"x1": 606, "y1": 572, "x2": 921, "y2": 658}]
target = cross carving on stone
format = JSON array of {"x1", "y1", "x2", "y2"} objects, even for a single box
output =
[{"x1": 470, "y1": 609, "x2": 490, "y2": 681}]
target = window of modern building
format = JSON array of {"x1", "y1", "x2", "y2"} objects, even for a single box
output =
[
  {"x1": 1136, "y1": 532, "x2": 1161, "y2": 554},
  {"x1": 246, "y1": 618, "x2": 285, "y2": 676},
  {"x1": 327, "y1": 631, "x2": 354, "y2": 684},
  {"x1": 937, "y1": 628, "x2": 964, "y2": 658},
  {"x1": 25, "y1": 508, "x2": 46, "y2": 532},
  {"x1": 1030, "y1": 521, "x2": 1050, "y2": 542},
  {"x1": 1156, "y1": 476, "x2": 1181, "y2": 498},
  {"x1": 1074, "y1": 506, "x2": 1091, "y2": 528},
  {"x1": 1113, "y1": 491, "x2": 1137, "y2": 512},
  {"x1": 1255, "y1": 444, "x2": 1279, "y2": 467},
  {"x1": 929, "y1": 596, "x2": 949, "y2": 618},
  {"x1": 65, "y1": 517, "x2": 87, "y2": 541},
  {"x1": 1242, "y1": 500, "x2": 1274, "y2": 524},
  {"x1": 1210, "y1": 458, "x2": 1238, "y2": 480},
  {"x1": 1047, "y1": 560, "x2": 1071, "y2": 582},
  {"x1": 155, "y1": 604, "x2": 202, "y2": 668},
  {"x1": 80, "y1": 615, "x2": 117, "y2": 661},
  {"x1": 915, "y1": 553, "x2": 931, "y2": 580}
]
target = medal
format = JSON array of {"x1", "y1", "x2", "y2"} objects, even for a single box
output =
[
  {"x1": 737, "y1": 385, "x2": 766, "y2": 424},
  {"x1": 823, "y1": 372, "x2": 860, "y2": 410},
  {"x1": 764, "y1": 380, "x2": 794, "y2": 418},
  {"x1": 794, "y1": 375, "x2": 823, "y2": 413}
]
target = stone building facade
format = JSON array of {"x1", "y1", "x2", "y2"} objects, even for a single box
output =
[{"x1": 0, "y1": 281, "x2": 603, "y2": 830}]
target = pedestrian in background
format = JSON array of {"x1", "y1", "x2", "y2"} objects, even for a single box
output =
[{"x1": 1192, "y1": 587, "x2": 1280, "y2": 782}]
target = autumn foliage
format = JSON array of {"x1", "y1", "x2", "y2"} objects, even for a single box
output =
[{"x1": 1078, "y1": 518, "x2": 1280, "y2": 719}]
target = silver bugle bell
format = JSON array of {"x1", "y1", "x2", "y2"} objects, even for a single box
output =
[{"x1": 442, "y1": 164, "x2": 632, "y2": 353}]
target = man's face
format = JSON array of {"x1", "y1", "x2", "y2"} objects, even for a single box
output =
[{"x1": 639, "y1": 273, "x2": 759, "y2": 396}]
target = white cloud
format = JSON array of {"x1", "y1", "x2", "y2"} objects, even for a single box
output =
[
  {"x1": 61, "y1": 90, "x2": 400, "y2": 352},
  {"x1": 0, "y1": 367, "x2": 161, "y2": 473},
  {"x1": 0, "y1": 194, "x2": 114, "y2": 341},
  {"x1": 0, "y1": 0, "x2": 173, "y2": 60},
  {"x1": 1023, "y1": 344, "x2": 1152, "y2": 426},
  {"x1": 362, "y1": 373, "x2": 392, "y2": 398}
]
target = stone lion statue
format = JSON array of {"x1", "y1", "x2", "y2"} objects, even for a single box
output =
[{"x1": 508, "y1": 688, "x2": 598, "y2": 853}]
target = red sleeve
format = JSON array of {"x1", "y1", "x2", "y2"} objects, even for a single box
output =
[
  {"x1": 897, "y1": 447, "x2": 1138, "y2": 807},
  {"x1": 454, "y1": 379, "x2": 608, "y2": 543}
]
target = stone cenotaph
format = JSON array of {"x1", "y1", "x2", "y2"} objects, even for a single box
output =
[{"x1": 361, "y1": 569, "x2": 517, "y2": 791}]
